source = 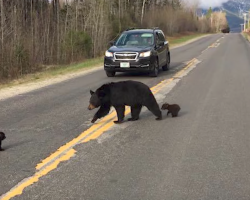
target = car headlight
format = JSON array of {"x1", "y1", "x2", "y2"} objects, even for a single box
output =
[
  {"x1": 105, "y1": 51, "x2": 113, "y2": 57},
  {"x1": 139, "y1": 51, "x2": 151, "y2": 57}
]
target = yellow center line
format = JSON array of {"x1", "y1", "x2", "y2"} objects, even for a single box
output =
[
  {"x1": 36, "y1": 110, "x2": 117, "y2": 170},
  {"x1": 173, "y1": 58, "x2": 197, "y2": 79},
  {"x1": 81, "y1": 107, "x2": 132, "y2": 143},
  {"x1": 150, "y1": 80, "x2": 165, "y2": 91},
  {"x1": 1, "y1": 149, "x2": 76, "y2": 200},
  {"x1": 1, "y1": 57, "x2": 199, "y2": 200}
]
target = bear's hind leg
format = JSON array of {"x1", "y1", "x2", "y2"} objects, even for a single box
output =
[
  {"x1": 114, "y1": 106, "x2": 125, "y2": 124},
  {"x1": 0, "y1": 141, "x2": 3, "y2": 151},
  {"x1": 172, "y1": 112, "x2": 178, "y2": 117},
  {"x1": 128, "y1": 105, "x2": 142, "y2": 121},
  {"x1": 145, "y1": 103, "x2": 162, "y2": 120}
]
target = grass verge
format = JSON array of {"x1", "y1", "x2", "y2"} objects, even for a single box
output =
[
  {"x1": 242, "y1": 32, "x2": 250, "y2": 42},
  {"x1": 0, "y1": 32, "x2": 210, "y2": 89},
  {"x1": 168, "y1": 32, "x2": 209, "y2": 47},
  {"x1": 0, "y1": 57, "x2": 103, "y2": 89}
]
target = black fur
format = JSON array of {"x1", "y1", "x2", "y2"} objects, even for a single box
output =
[
  {"x1": 161, "y1": 103, "x2": 180, "y2": 117},
  {"x1": 0, "y1": 132, "x2": 6, "y2": 151},
  {"x1": 88, "y1": 81, "x2": 162, "y2": 124}
]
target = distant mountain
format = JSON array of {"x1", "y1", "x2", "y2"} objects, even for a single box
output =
[{"x1": 198, "y1": 0, "x2": 250, "y2": 32}]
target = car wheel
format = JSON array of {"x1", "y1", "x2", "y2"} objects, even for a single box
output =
[
  {"x1": 162, "y1": 53, "x2": 170, "y2": 71},
  {"x1": 106, "y1": 71, "x2": 116, "y2": 77},
  {"x1": 150, "y1": 60, "x2": 159, "y2": 77}
]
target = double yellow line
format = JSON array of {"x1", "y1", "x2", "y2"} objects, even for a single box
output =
[{"x1": 1, "y1": 58, "x2": 198, "y2": 200}]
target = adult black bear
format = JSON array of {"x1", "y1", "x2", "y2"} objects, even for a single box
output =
[{"x1": 88, "y1": 81, "x2": 162, "y2": 124}]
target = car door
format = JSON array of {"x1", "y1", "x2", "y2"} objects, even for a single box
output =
[
  {"x1": 155, "y1": 31, "x2": 166, "y2": 66},
  {"x1": 158, "y1": 31, "x2": 168, "y2": 66}
]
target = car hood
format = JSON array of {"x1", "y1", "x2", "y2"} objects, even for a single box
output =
[{"x1": 108, "y1": 46, "x2": 152, "y2": 53}]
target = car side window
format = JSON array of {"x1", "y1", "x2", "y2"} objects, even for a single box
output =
[
  {"x1": 161, "y1": 31, "x2": 167, "y2": 41},
  {"x1": 158, "y1": 31, "x2": 166, "y2": 42},
  {"x1": 155, "y1": 32, "x2": 161, "y2": 45}
]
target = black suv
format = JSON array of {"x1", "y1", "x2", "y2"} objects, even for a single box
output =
[{"x1": 104, "y1": 28, "x2": 170, "y2": 77}]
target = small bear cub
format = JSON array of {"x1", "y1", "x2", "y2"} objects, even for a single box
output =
[
  {"x1": 0, "y1": 132, "x2": 6, "y2": 151},
  {"x1": 161, "y1": 103, "x2": 180, "y2": 117}
]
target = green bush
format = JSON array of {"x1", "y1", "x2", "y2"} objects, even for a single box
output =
[
  {"x1": 63, "y1": 31, "x2": 92, "y2": 62},
  {"x1": 14, "y1": 43, "x2": 31, "y2": 75}
]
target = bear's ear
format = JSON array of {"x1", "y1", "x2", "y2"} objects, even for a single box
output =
[{"x1": 90, "y1": 90, "x2": 94, "y2": 95}]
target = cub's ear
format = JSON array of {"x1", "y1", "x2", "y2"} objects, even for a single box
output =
[{"x1": 90, "y1": 90, "x2": 94, "y2": 95}]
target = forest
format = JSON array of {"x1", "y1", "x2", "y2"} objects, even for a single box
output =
[{"x1": 0, "y1": 0, "x2": 228, "y2": 81}]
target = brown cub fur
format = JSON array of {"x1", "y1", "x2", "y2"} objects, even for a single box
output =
[
  {"x1": 161, "y1": 103, "x2": 180, "y2": 117},
  {"x1": 0, "y1": 132, "x2": 6, "y2": 151}
]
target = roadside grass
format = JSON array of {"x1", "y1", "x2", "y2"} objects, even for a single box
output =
[
  {"x1": 0, "y1": 57, "x2": 103, "y2": 89},
  {"x1": 0, "y1": 32, "x2": 210, "y2": 89},
  {"x1": 47, "y1": 57, "x2": 104, "y2": 76},
  {"x1": 242, "y1": 32, "x2": 250, "y2": 42},
  {"x1": 168, "y1": 32, "x2": 209, "y2": 47}
]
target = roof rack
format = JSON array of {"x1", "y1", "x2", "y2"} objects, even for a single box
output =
[{"x1": 152, "y1": 27, "x2": 159, "y2": 36}]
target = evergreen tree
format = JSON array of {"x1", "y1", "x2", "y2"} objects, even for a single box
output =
[{"x1": 206, "y1": 7, "x2": 213, "y2": 18}]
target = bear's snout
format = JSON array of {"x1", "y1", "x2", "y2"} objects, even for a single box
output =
[{"x1": 88, "y1": 104, "x2": 96, "y2": 110}]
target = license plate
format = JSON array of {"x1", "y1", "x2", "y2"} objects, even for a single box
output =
[{"x1": 120, "y1": 62, "x2": 130, "y2": 68}]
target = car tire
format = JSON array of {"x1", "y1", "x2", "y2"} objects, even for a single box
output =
[
  {"x1": 150, "y1": 60, "x2": 159, "y2": 77},
  {"x1": 162, "y1": 53, "x2": 170, "y2": 71},
  {"x1": 106, "y1": 71, "x2": 116, "y2": 77}
]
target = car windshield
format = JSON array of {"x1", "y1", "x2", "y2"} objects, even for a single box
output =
[{"x1": 115, "y1": 32, "x2": 154, "y2": 47}]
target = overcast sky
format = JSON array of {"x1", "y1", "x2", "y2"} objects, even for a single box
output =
[{"x1": 183, "y1": 0, "x2": 230, "y2": 9}]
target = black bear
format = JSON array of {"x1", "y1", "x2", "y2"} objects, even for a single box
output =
[
  {"x1": 0, "y1": 132, "x2": 6, "y2": 151},
  {"x1": 88, "y1": 80, "x2": 162, "y2": 124},
  {"x1": 161, "y1": 103, "x2": 180, "y2": 117}
]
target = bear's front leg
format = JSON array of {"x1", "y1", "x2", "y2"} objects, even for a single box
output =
[
  {"x1": 0, "y1": 141, "x2": 4, "y2": 151},
  {"x1": 91, "y1": 116, "x2": 98, "y2": 123},
  {"x1": 91, "y1": 104, "x2": 111, "y2": 123},
  {"x1": 114, "y1": 106, "x2": 125, "y2": 124}
]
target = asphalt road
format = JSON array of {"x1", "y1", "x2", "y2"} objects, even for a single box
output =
[{"x1": 1, "y1": 33, "x2": 250, "y2": 200}]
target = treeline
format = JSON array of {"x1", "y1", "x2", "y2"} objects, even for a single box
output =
[
  {"x1": 0, "y1": 0, "x2": 220, "y2": 81},
  {"x1": 204, "y1": 7, "x2": 229, "y2": 33}
]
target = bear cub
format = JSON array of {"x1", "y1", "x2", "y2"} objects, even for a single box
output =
[
  {"x1": 88, "y1": 80, "x2": 162, "y2": 124},
  {"x1": 161, "y1": 103, "x2": 180, "y2": 117},
  {"x1": 0, "y1": 132, "x2": 6, "y2": 151}
]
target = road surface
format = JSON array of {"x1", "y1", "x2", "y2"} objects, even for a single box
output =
[{"x1": 1, "y1": 33, "x2": 250, "y2": 200}]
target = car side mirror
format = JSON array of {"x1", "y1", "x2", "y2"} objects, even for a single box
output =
[
  {"x1": 159, "y1": 41, "x2": 165, "y2": 46},
  {"x1": 109, "y1": 41, "x2": 115, "y2": 46}
]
